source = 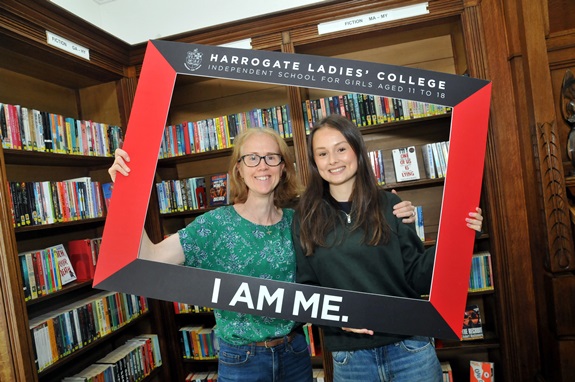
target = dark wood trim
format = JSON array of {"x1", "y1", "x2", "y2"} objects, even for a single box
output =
[{"x1": 0, "y1": 147, "x2": 37, "y2": 381}]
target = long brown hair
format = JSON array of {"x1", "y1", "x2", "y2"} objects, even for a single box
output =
[
  {"x1": 228, "y1": 128, "x2": 301, "y2": 207},
  {"x1": 297, "y1": 115, "x2": 390, "y2": 256}
]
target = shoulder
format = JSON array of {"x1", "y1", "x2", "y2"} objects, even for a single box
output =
[
  {"x1": 282, "y1": 207, "x2": 295, "y2": 218},
  {"x1": 378, "y1": 189, "x2": 401, "y2": 206},
  {"x1": 188, "y1": 205, "x2": 235, "y2": 226}
]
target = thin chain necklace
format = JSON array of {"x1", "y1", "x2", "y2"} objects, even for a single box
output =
[
  {"x1": 338, "y1": 201, "x2": 352, "y2": 224},
  {"x1": 341, "y1": 210, "x2": 351, "y2": 224}
]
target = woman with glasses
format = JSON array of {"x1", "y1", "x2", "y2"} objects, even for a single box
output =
[{"x1": 109, "y1": 127, "x2": 417, "y2": 381}]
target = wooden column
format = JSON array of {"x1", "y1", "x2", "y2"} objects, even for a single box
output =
[
  {"x1": 0, "y1": 149, "x2": 37, "y2": 382},
  {"x1": 461, "y1": 0, "x2": 542, "y2": 380}
]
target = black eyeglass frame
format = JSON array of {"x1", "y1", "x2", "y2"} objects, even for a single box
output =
[{"x1": 237, "y1": 154, "x2": 284, "y2": 167}]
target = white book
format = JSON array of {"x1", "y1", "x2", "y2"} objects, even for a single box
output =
[
  {"x1": 52, "y1": 243, "x2": 77, "y2": 285},
  {"x1": 392, "y1": 146, "x2": 420, "y2": 182},
  {"x1": 421, "y1": 144, "x2": 437, "y2": 179}
]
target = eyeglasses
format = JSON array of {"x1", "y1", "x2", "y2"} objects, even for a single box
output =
[{"x1": 238, "y1": 153, "x2": 284, "y2": 167}]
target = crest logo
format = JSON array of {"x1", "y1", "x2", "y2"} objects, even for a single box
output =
[{"x1": 184, "y1": 49, "x2": 203, "y2": 71}]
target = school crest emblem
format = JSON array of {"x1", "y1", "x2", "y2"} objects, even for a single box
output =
[{"x1": 184, "y1": 49, "x2": 203, "y2": 71}]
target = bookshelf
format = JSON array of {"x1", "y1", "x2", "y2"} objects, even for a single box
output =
[{"x1": 0, "y1": 4, "x2": 170, "y2": 381}]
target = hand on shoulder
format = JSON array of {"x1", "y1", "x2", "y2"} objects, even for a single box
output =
[{"x1": 391, "y1": 189, "x2": 416, "y2": 224}]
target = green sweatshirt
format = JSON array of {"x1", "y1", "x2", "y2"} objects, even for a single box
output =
[{"x1": 293, "y1": 190, "x2": 435, "y2": 351}]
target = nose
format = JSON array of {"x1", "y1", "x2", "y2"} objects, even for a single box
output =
[{"x1": 256, "y1": 157, "x2": 270, "y2": 168}]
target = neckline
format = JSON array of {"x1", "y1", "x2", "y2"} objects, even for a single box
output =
[
  {"x1": 338, "y1": 201, "x2": 352, "y2": 214},
  {"x1": 231, "y1": 205, "x2": 284, "y2": 228}
]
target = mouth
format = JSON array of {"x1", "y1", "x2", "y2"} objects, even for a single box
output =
[
  {"x1": 329, "y1": 167, "x2": 345, "y2": 174},
  {"x1": 255, "y1": 176, "x2": 271, "y2": 181}
]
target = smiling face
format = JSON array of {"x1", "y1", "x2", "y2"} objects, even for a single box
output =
[
  {"x1": 237, "y1": 132, "x2": 285, "y2": 199},
  {"x1": 312, "y1": 126, "x2": 358, "y2": 200}
]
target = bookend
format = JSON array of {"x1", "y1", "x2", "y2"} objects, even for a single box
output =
[{"x1": 93, "y1": 40, "x2": 491, "y2": 339}]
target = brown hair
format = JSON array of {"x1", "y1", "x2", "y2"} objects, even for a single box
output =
[
  {"x1": 228, "y1": 128, "x2": 301, "y2": 207},
  {"x1": 296, "y1": 114, "x2": 390, "y2": 256}
]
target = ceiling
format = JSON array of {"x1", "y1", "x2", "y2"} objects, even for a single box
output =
[{"x1": 49, "y1": 0, "x2": 328, "y2": 45}]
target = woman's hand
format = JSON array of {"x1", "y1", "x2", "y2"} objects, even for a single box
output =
[
  {"x1": 466, "y1": 207, "x2": 483, "y2": 232},
  {"x1": 108, "y1": 148, "x2": 131, "y2": 182},
  {"x1": 342, "y1": 327, "x2": 374, "y2": 335},
  {"x1": 391, "y1": 189, "x2": 416, "y2": 224}
]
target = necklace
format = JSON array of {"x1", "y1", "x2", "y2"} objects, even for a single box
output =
[{"x1": 341, "y1": 210, "x2": 351, "y2": 224}]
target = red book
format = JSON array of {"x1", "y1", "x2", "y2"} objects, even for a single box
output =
[
  {"x1": 183, "y1": 121, "x2": 191, "y2": 154},
  {"x1": 32, "y1": 250, "x2": 46, "y2": 296},
  {"x1": 67, "y1": 239, "x2": 97, "y2": 281}
]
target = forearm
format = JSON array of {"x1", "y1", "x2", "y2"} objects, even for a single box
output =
[{"x1": 138, "y1": 229, "x2": 185, "y2": 265}]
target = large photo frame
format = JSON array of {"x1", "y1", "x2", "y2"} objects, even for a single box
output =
[{"x1": 94, "y1": 40, "x2": 491, "y2": 340}]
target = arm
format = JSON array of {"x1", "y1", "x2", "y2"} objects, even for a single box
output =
[
  {"x1": 109, "y1": 149, "x2": 185, "y2": 265},
  {"x1": 391, "y1": 189, "x2": 484, "y2": 233}
]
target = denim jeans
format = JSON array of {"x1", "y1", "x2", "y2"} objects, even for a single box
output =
[
  {"x1": 217, "y1": 332, "x2": 313, "y2": 382},
  {"x1": 332, "y1": 336, "x2": 442, "y2": 382}
]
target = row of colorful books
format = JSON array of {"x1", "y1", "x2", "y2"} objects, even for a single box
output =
[
  {"x1": 185, "y1": 370, "x2": 218, "y2": 382},
  {"x1": 368, "y1": 148, "x2": 386, "y2": 185},
  {"x1": 469, "y1": 251, "x2": 494, "y2": 292},
  {"x1": 158, "y1": 104, "x2": 292, "y2": 159},
  {"x1": 156, "y1": 173, "x2": 229, "y2": 214},
  {"x1": 187, "y1": 366, "x2": 324, "y2": 381},
  {"x1": 29, "y1": 291, "x2": 149, "y2": 372},
  {"x1": 0, "y1": 102, "x2": 123, "y2": 156},
  {"x1": 61, "y1": 334, "x2": 162, "y2": 382},
  {"x1": 173, "y1": 302, "x2": 214, "y2": 314},
  {"x1": 156, "y1": 177, "x2": 207, "y2": 214},
  {"x1": 180, "y1": 325, "x2": 218, "y2": 360},
  {"x1": 18, "y1": 244, "x2": 76, "y2": 301},
  {"x1": 8, "y1": 178, "x2": 106, "y2": 228},
  {"x1": 421, "y1": 141, "x2": 449, "y2": 179},
  {"x1": 302, "y1": 92, "x2": 450, "y2": 132}
]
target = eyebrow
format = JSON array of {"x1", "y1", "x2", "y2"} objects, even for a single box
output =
[{"x1": 313, "y1": 141, "x2": 349, "y2": 151}]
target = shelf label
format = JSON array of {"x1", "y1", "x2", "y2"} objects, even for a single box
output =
[
  {"x1": 219, "y1": 38, "x2": 252, "y2": 50},
  {"x1": 46, "y1": 31, "x2": 90, "y2": 60},
  {"x1": 318, "y1": 3, "x2": 429, "y2": 35}
]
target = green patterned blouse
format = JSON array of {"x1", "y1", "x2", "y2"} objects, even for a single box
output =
[{"x1": 178, "y1": 205, "x2": 296, "y2": 345}]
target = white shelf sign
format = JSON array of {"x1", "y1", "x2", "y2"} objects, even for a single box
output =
[
  {"x1": 46, "y1": 31, "x2": 90, "y2": 60},
  {"x1": 318, "y1": 3, "x2": 429, "y2": 35}
]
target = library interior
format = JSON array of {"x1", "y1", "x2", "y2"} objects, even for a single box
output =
[{"x1": 0, "y1": 1, "x2": 574, "y2": 381}]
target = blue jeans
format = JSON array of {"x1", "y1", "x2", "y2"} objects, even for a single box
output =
[
  {"x1": 217, "y1": 332, "x2": 313, "y2": 382},
  {"x1": 332, "y1": 336, "x2": 442, "y2": 382}
]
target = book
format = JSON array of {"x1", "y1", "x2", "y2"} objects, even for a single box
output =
[
  {"x1": 462, "y1": 304, "x2": 484, "y2": 340},
  {"x1": 52, "y1": 244, "x2": 77, "y2": 285},
  {"x1": 469, "y1": 251, "x2": 495, "y2": 292},
  {"x1": 391, "y1": 146, "x2": 420, "y2": 182},
  {"x1": 414, "y1": 206, "x2": 425, "y2": 241},
  {"x1": 440, "y1": 361, "x2": 453, "y2": 382},
  {"x1": 209, "y1": 173, "x2": 229, "y2": 207},
  {"x1": 421, "y1": 143, "x2": 437, "y2": 179},
  {"x1": 101, "y1": 182, "x2": 114, "y2": 212},
  {"x1": 67, "y1": 238, "x2": 101, "y2": 281},
  {"x1": 470, "y1": 360, "x2": 494, "y2": 382}
]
